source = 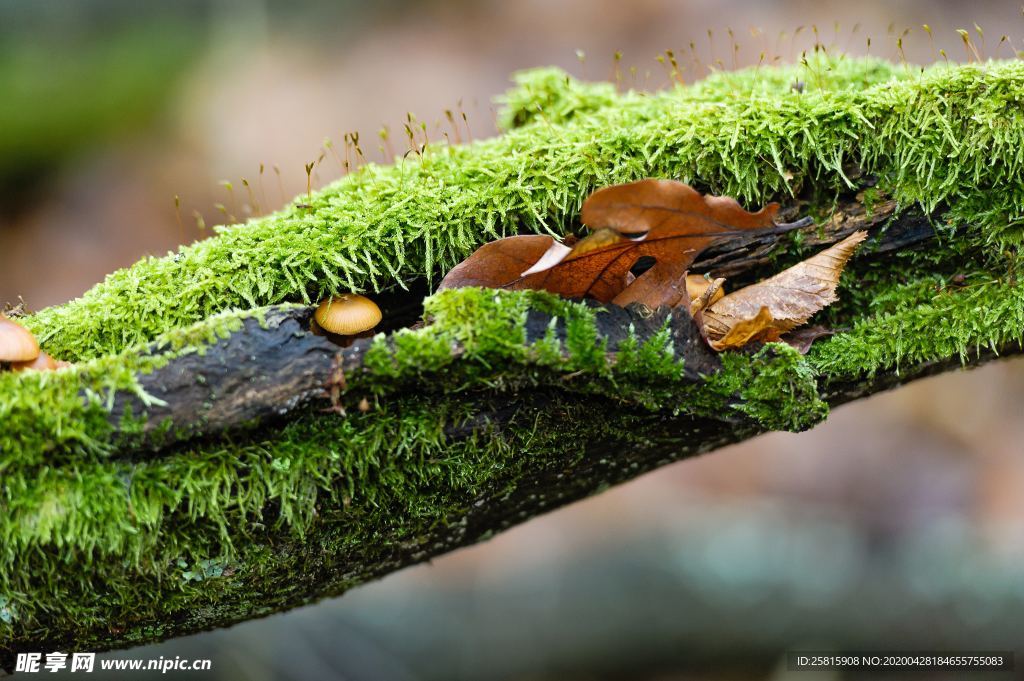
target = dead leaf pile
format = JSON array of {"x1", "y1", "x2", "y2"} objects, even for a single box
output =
[
  {"x1": 439, "y1": 179, "x2": 865, "y2": 352},
  {"x1": 440, "y1": 179, "x2": 793, "y2": 308}
]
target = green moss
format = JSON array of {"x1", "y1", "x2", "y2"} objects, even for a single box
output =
[
  {"x1": 2, "y1": 282, "x2": 831, "y2": 649},
  {"x1": 3, "y1": 288, "x2": 815, "y2": 480},
  {"x1": 497, "y1": 67, "x2": 621, "y2": 130},
  {"x1": 356, "y1": 288, "x2": 820, "y2": 424},
  {"x1": 0, "y1": 392, "x2": 677, "y2": 650},
  {"x1": 813, "y1": 275, "x2": 1024, "y2": 379},
  {"x1": 0, "y1": 308, "x2": 256, "y2": 471},
  {"x1": 695, "y1": 344, "x2": 828, "y2": 432}
]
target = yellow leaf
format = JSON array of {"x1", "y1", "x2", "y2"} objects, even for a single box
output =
[{"x1": 708, "y1": 306, "x2": 779, "y2": 351}]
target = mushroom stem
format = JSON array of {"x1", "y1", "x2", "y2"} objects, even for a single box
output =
[{"x1": 11, "y1": 351, "x2": 65, "y2": 372}]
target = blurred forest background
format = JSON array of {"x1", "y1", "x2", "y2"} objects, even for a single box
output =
[{"x1": 3, "y1": 0, "x2": 1024, "y2": 679}]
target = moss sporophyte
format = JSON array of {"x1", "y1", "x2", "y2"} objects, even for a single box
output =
[{"x1": 3, "y1": 55, "x2": 1024, "y2": 653}]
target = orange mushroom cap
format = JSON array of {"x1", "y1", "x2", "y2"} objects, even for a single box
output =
[
  {"x1": 313, "y1": 294, "x2": 382, "y2": 336},
  {"x1": 0, "y1": 313, "x2": 40, "y2": 363}
]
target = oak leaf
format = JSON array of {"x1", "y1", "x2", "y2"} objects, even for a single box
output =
[
  {"x1": 439, "y1": 179, "x2": 799, "y2": 308},
  {"x1": 700, "y1": 231, "x2": 867, "y2": 351}
]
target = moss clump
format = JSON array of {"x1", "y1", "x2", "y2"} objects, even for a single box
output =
[
  {"x1": 3, "y1": 289, "x2": 818, "y2": 479},
  {"x1": 714, "y1": 344, "x2": 828, "y2": 431},
  {"x1": 813, "y1": 275, "x2": 1024, "y2": 379},
  {"x1": 0, "y1": 308, "x2": 254, "y2": 471},
  {"x1": 2, "y1": 282, "x2": 831, "y2": 650},
  {"x1": 357, "y1": 288, "x2": 823, "y2": 424},
  {"x1": 1, "y1": 398, "x2": 506, "y2": 647},
  {"x1": 1, "y1": 368, "x2": 780, "y2": 653},
  {"x1": 496, "y1": 66, "x2": 621, "y2": 130}
]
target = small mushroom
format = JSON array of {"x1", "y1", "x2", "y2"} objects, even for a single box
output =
[
  {"x1": 0, "y1": 313, "x2": 40, "y2": 365},
  {"x1": 314, "y1": 294, "x2": 382, "y2": 336},
  {"x1": 11, "y1": 351, "x2": 68, "y2": 372}
]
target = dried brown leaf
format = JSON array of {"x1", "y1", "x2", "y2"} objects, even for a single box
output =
[
  {"x1": 702, "y1": 230, "x2": 867, "y2": 351},
  {"x1": 434, "y1": 234, "x2": 554, "y2": 290},
  {"x1": 710, "y1": 305, "x2": 779, "y2": 350}
]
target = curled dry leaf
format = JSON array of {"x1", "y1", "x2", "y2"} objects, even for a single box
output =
[
  {"x1": 439, "y1": 179, "x2": 803, "y2": 309},
  {"x1": 435, "y1": 234, "x2": 554, "y2": 290},
  {"x1": 686, "y1": 274, "x2": 725, "y2": 315},
  {"x1": 701, "y1": 230, "x2": 867, "y2": 351},
  {"x1": 707, "y1": 306, "x2": 776, "y2": 351}
]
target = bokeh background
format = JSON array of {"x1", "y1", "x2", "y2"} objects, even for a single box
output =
[{"x1": 4, "y1": 1, "x2": 1024, "y2": 679}]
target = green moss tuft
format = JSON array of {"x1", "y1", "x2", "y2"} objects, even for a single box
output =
[
  {"x1": 355, "y1": 288, "x2": 823, "y2": 426},
  {"x1": 813, "y1": 276, "x2": 1024, "y2": 379},
  {"x1": 496, "y1": 67, "x2": 620, "y2": 130},
  {"x1": 0, "y1": 308, "x2": 256, "y2": 471},
  {"x1": 724, "y1": 344, "x2": 828, "y2": 431}
]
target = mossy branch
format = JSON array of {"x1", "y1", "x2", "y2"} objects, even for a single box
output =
[
  {"x1": 87, "y1": 189, "x2": 912, "y2": 453},
  {"x1": 4, "y1": 56, "x2": 1024, "y2": 665}
]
